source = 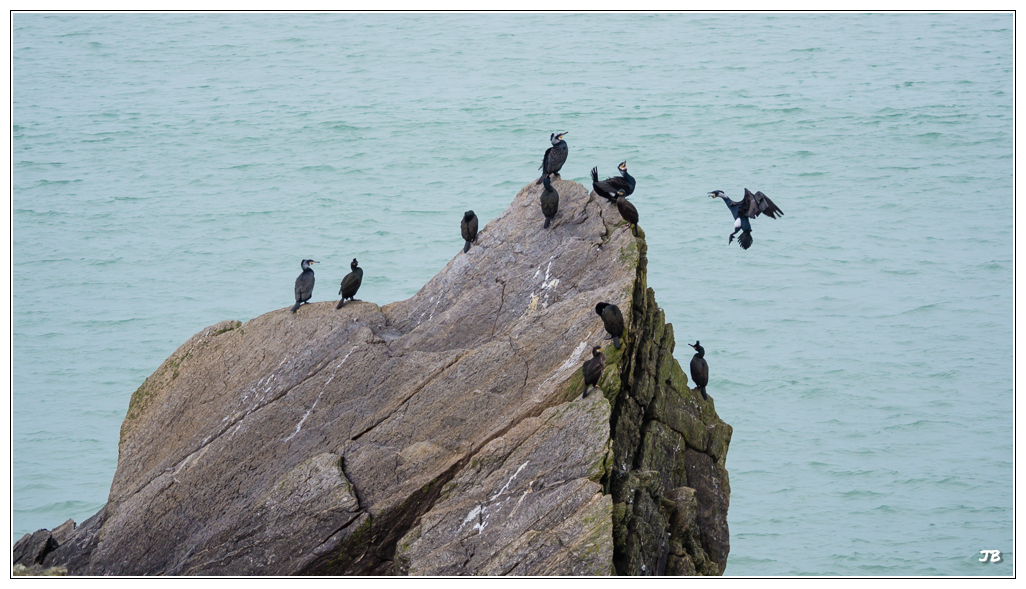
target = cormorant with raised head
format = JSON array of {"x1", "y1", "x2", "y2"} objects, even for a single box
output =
[
  {"x1": 688, "y1": 341, "x2": 709, "y2": 400},
  {"x1": 461, "y1": 210, "x2": 478, "y2": 253},
  {"x1": 595, "y1": 302, "x2": 624, "y2": 349},
  {"x1": 536, "y1": 132, "x2": 568, "y2": 185},
  {"x1": 540, "y1": 176, "x2": 559, "y2": 228},
  {"x1": 615, "y1": 190, "x2": 639, "y2": 236},
  {"x1": 336, "y1": 258, "x2": 363, "y2": 309},
  {"x1": 582, "y1": 346, "x2": 606, "y2": 398},
  {"x1": 591, "y1": 161, "x2": 636, "y2": 201},
  {"x1": 291, "y1": 259, "x2": 318, "y2": 313},
  {"x1": 709, "y1": 188, "x2": 784, "y2": 250}
]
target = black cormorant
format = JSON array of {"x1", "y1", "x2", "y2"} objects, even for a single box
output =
[
  {"x1": 336, "y1": 258, "x2": 363, "y2": 309},
  {"x1": 709, "y1": 189, "x2": 784, "y2": 250},
  {"x1": 291, "y1": 259, "x2": 317, "y2": 313},
  {"x1": 591, "y1": 161, "x2": 636, "y2": 201},
  {"x1": 540, "y1": 176, "x2": 559, "y2": 228},
  {"x1": 461, "y1": 210, "x2": 478, "y2": 253},
  {"x1": 536, "y1": 132, "x2": 568, "y2": 185},
  {"x1": 615, "y1": 190, "x2": 639, "y2": 236},
  {"x1": 595, "y1": 302, "x2": 624, "y2": 349},
  {"x1": 688, "y1": 341, "x2": 709, "y2": 400},
  {"x1": 582, "y1": 346, "x2": 606, "y2": 398}
]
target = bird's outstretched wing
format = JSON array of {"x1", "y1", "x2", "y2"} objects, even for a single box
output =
[{"x1": 742, "y1": 188, "x2": 784, "y2": 219}]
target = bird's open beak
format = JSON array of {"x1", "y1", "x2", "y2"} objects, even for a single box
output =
[{"x1": 708, "y1": 192, "x2": 716, "y2": 198}]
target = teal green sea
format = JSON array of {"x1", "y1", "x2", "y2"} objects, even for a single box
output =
[{"x1": 12, "y1": 13, "x2": 1012, "y2": 575}]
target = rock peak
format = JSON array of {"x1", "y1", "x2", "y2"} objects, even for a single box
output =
[{"x1": 31, "y1": 179, "x2": 731, "y2": 576}]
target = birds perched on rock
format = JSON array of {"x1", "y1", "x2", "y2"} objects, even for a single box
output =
[
  {"x1": 591, "y1": 161, "x2": 636, "y2": 201},
  {"x1": 291, "y1": 259, "x2": 317, "y2": 313},
  {"x1": 461, "y1": 210, "x2": 478, "y2": 253},
  {"x1": 536, "y1": 132, "x2": 568, "y2": 185},
  {"x1": 336, "y1": 258, "x2": 363, "y2": 309},
  {"x1": 709, "y1": 188, "x2": 784, "y2": 250},
  {"x1": 615, "y1": 189, "x2": 639, "y2": 236},
  {"x1": 688, "y1": 341, "x2": 709, "y2": 400},
  {"x1": 582, "y1": 346, "x2": 606, "y2": 398},
  {"x1": 540, "y1": 176, "x2": 559, "y2": 228},
  {"x1": 595, "y1": 302, "x2": 624, "y2": 349}
]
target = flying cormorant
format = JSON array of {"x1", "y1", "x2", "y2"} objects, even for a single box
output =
[
  {"x1": 461, "y1": 210, "x2": 478, "y2": 253},
  {"x1": 591, "y1": 161, "x2": 636, "y2": 201},
  {"x1": 582, "y1": 346, "x2": 606, "y2": 398},
  {"x1": 595, "y1": 302, "x2": 624, "y2": 349},
  {"x1": 688, "y1": 341, "x2": 709, "y2": 400},
  {"x1": 336, "y1": 258, "x2": 363, "y2": 309},
  {"x1": 536, "y1": 132, "x2": 568, "y2": 185},
  {"x1": 291, "y1": 259, "x2": 317, "y2": 313},
  {"x1": 709, "y1": 188, "x2": 784, "y2": 250},
  {"x1": 540, "y1": 176, "x2": 559, "y2": 228},
  {"x1": 615, "y1": 190, "x2": 639, "y2": 236}
]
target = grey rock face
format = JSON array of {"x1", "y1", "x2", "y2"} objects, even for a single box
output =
[
  {"x1": 12, "y1": 530, "x2": 57, "y2": 567},
  {"x1": 33, "y1": 178, "x2": 731, "y2": 576},
  {"x1": 49, "y1": 519, "x2": 76, "y2": 546},
  {"x1": 395, "y1": 393, "x2": 614, "y2": 576}
]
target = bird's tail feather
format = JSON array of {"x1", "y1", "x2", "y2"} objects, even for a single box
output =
[
  {"x1": 613, "y1": 336, "x2": 620, "y2": 350},
  {"x1": 739, "y1": 230, "x2": 753, "y2": 250},
  {"x1": 464, "y1": 240, "x2": 471, "y2": 253},
  {"x1": 544, "y1": 217, "x2": 551, "y2": 229},
  {"x1": 583, "y1": 385, "x2": 590, "y2": 398},
  {"x1": 700, "y1": 386, "x2": 708, "y2": 400},
  {"x1": 336, "y1": 299, "x2": 345, "y2": 309},
  {"x1": 536, "y1": 173, "x2": 546, "y2": 185},
  {"x1": 591, "y1": 167, "x2": 598, "y2": 182},
  {"x1": 291, "y1": 301, "x2": 301, "y2": 313}
]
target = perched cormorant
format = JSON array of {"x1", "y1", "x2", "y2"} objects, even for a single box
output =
[
  {"x1": 688, "y1": 341, "x2": 709, "y2": 400},
  {"x1": 540, "y1": 176, "x2": 559, "y2": 228},
  {"x1": 615, "y1": 190, "x2": 639, "y2": 236},
  {"x1": 336, "y1": 258, "x2": 363, "y2": 309},
  {"x1": 536, "y1": 132, "x2": 568, "y2": 185},
  {"x1": 591, "y1": 161, "x2": 636, "y2": 201},
  {"x1": 709, "y1": 189, "x2": 784, "y2": 250},
  {"x1": 595, "y1": 302, "x2": 624, "y2": 349},
  {"x1": 582, "y1": 346, "x2": 606, "y2": 398},
  {"x1": 291, "y1": 259, "x2": 317, "y2": 313},
  {"x1": 461, "y1": 210, "x2": 478, "y2": 253}
]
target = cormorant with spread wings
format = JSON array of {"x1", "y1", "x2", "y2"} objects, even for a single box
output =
[{"x1": 709, "y1": 188, "x2": 784, "y2": 250}]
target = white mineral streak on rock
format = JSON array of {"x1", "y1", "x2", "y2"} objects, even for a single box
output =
[
  {"x1": 458, "y1": 504, "x2": 483, "y2": 532},
  {"x1": 539, "y1": 339, "x2": 591, "y2": 390},
  {"x1": 491, "y1": 461, "x2": 529, "y2": 501},
  {"x1": 284, "y1": 346, "x2": 358, "y2": 442}
]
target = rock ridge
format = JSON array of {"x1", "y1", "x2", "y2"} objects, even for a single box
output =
[{"x1": 23, "y1": 178, "x2": 730, "y2": 576}]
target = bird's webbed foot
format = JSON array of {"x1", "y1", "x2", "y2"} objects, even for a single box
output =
[
  {"x1": 603, "y1": 334, "x2": 613, "y2": 340},
  {"x1": 728, "y1": 234, "x2": 735, "y2": 244}
]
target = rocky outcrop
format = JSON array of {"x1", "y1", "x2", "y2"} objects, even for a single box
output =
[{"x1": 35, "y1": 177, "x2": 731, "y2": 576}]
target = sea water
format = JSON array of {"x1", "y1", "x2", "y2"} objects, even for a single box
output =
[{"x1": 12, "y1": 13, "x2": 1013, "y2": 575}]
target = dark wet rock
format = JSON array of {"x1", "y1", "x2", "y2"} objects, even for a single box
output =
[{"x1": 12, "y1": 529, "x2": 56, "y2": 567}]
